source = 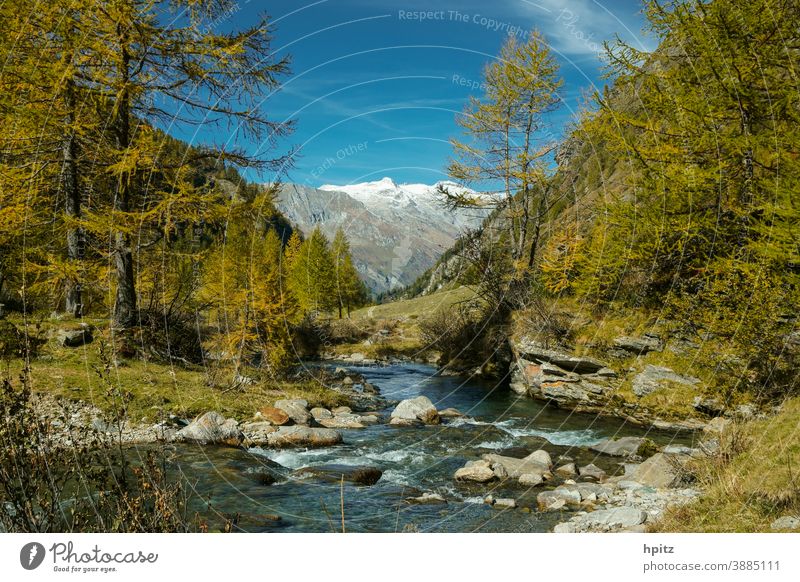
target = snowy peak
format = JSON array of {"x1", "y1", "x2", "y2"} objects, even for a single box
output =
[{"x1": 275, "y1": 179, "x2": 491, "y2": 295}]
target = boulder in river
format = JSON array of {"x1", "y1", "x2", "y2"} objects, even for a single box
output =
[
  {"x1": 258, "y1": 406, "x2": 291, "y2": 426},
  {"x1": 266, "y1": 425, "x2": 342, "y2": 448},
  {"x1": 590, "y1": 436, "x2": 644, "y2": 457},
  {"x1": 332, "y1": 406, "x2": 352, "y2": 415},
  {"x1": 554, "y1": 463, "x2": 577, "y2": 478},
  {"x1": 407, "y1": 492, "x2": 447, "y2": 504},
  {"x1": 310, "y1": 407, "x2": 333, "y2": 421},
  {"x1": 241, "y1": 421, "x2": 278, "y2": 446},
  {"x1": 482, "y1": 450, "x2": 552, "y2": 480},
  {"x1": 578, "y1": 463, "x2": 607, "y2": 482},
  {"x1": 174, "y1": 411, "x2": 243, "y2": 446},
  {"x1": 295, "y1": 464, "x2": 383, "y2": 486},
  {"x1": 512, "y1": 338, "x2": 608, "y2": 374},
  {"x1": 454, "y1": 459, "x2": 495, "y2": 483},
  {"x1": 537, "y1": 487, "x2": 582, "y2": 510},
  {"x1": 438, "y1": 407, "x2": 465, "y2": 418},
  {"x1": 390, "y1": 395, "x2": 439, "y2": 425},
  {"x1": 274, "y1": 399, "x2": 311, "y2": 425},
  {"x1": 318, "y1": 414, "x2": 365, "y2": 429}
]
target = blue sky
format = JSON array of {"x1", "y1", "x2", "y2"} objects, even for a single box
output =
[{"x1": 183, "y1": 0, "x2": 656, "y2": 187}]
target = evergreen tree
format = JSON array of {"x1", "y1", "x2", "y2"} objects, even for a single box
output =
[{"x1": 332, "y1": 228, "x2": 367, "y2": 318}]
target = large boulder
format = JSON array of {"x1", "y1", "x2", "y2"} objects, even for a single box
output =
[
  {"x1": 58, "y1": 325, "x2": 93, "y2": 348},
  {"x1": 578, "y1": 463, "x2": 606, "y2": 481},
  {"x1": 241, "y1": 421, "x2": 278, "y2": 446},
  {"x1": 590, "y1": 436, "x2": 644, "y2": 457},
  {"x1": 175, "y1": 411, "x2": 243, "y2": 446},
  {"x1": 628, "y1": 453, "x2": 689, "y2": 488},
  {"x1": 274, "y1": 399, "x2": 311, "y2": 425},
  {"x1": 310, "y1": 407, "x2": 333, "y2": 421},
  {"x1": 482, "y1": 450, "x2": 552, "y2": 480},
  {"x1": 632, "y1": 365, "x2": 700, "y2": 397},
  {"x1": 296, "y1": 464, "x2": 382, "y2": 486},
  {"x1": 266, "y1": 425, "x2": 342, "y2": 448},
  {"x1": 390, "y1": 396, "x2": 439, "y2": 425},
  {"x1": 454, "y1": 459, "x2": 495, "y2": 483}
]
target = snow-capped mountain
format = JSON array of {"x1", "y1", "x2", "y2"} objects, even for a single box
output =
[{"x1": 275, "y1": 178, "x2": 490, "y2": 294}]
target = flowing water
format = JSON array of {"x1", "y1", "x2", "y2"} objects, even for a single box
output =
[{"x1": 165, "y1": 362, "x2": 697, "y2": 532}]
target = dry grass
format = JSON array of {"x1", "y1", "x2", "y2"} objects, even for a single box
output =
[{"x1": 654, "y1": 398, "x2": 800, "y2": 532}]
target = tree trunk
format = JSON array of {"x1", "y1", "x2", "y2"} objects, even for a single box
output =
[
  {"x1": 527, "y1": 186, "x2": 549, "y2": 269},
  {"x1": 63, "y1": 79, "x2": 83, "y2": 317},
  {"x1": 112, "y1": 30, "x2": 137, "y2": 329}
]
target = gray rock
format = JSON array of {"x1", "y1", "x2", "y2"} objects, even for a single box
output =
[
  {"x1": 693, "y1": 397, "x2": 725, "y2": 416},
  {"x1": 408, "y1": 492, "x2": 447, "y2": 504},
  {"x1": 482, "y1": 450, "x2": 552, "y2": 479},
  {"x1": 59, "y1": 326, "x2": 93, "y2": 348},
  {"x1": 241, "y1": 421, "x2": 277, "y2": 445},
  {"x1": 266, "y1": 425, "x2": 342, "y2": 448},
  {"x1": 390, "y1": 396, "x2": 439, "y2": 425},
  {"x1": 519, "y1": 472, "x2": 544, "y2": 487},
  {"x1": 175, "y1": 411, "x2": 243, "y2": 446},
  {"x1": 583, "y1": 506, "x2": 647, "y2": 528},
  {"x1": 537, "y1": 487, "x2": 582, "y2": 510},
  {"x1": 703, "y1": 416, "x2": 732, "y2": 435},
  {"x1": 770, "y1": 516, "x2": 800, "y2": 531},
  {"x1": 591, "y1": 436, "x2": 644, "y2": 457},
  {"x1": 454, "y1": 459, "x2": 495, "y2": 483},
  {"x1": 274, "y1": 399, "x2": 311, "y2": 425},
  {"x1": 318, "y1": 414, "x2": 365, "y2": 429},
  {"x1": 578, "y1": 463, "x2": 607, "y2": 481},
  {"x1": 310, "y1": 407, "x2": 333, "y2": 421},
  {"x1": 438, "y1": 407, "x2": 465, "y2": 418},
  {"x1": 628, "y1": 453, "x2": 689, "y2": 488},
  {"x1": 632, "y1": 364, "x2": 700, "y2": 397},
  {"x1": 512, "y1": 339, "x2": 608, "y2": 374},
  {"x1": 553, "y1": 522, "x2": 577, "y2": 533},
  {"x1": 613, "y1": 336, "x2": 662, "y2": 354},
  {"x1": 332, "y1": 406, "x2": 352, "y2": 415},
  {"x1": 493, "y1": 498, "x2": 517, "y2": 509},
  {"x1": 555, "y1": 463, "x2": 577, "y2": 478}
]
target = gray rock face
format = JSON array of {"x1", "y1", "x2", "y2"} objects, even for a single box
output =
[
  {"x1": 632, "y1": 364, "x2": 700, "y2": 397},
  {"x1": 175, "y1": 411, "x2": 243, "y2": 446},
  {"x1": 390, "y1": 396, "x2": 439, "y2": 425},
  {"x1": 513, "y1": 339, "x2": 608, "y2": 374},
  {"x1": 613, "y1": 335, "x2": 662, "y2": 354},
  {"x1": 454, "y1": 459, "x2": 495, "y2": 483},
  {"x1": 274, "y1": 399, "x2": 311, "y2": 425},
  {"x1": 591, "y1": 436, "x2": 644, "y2": 457},
  {"x1": 266, "y1": 425, "x2": 342, "y2": 448}
]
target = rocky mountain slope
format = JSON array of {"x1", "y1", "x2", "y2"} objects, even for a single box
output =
[{"x1": 275, "y1": 178, "x2": 489, "y2": 294}]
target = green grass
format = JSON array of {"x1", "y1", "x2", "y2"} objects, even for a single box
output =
[
  {"x1": 2, "y1": 317, "x2": 347, "y2": 423},
  {"x1": 654, "y1": 398, "x2": 800, "y2": 532},
  {"x1": 353, "y1": 285, "x2": 477, "y2": 320}
]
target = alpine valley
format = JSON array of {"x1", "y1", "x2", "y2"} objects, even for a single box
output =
[{"x1": 275, "y1": 178, "x2": 490, "y2": 294}]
